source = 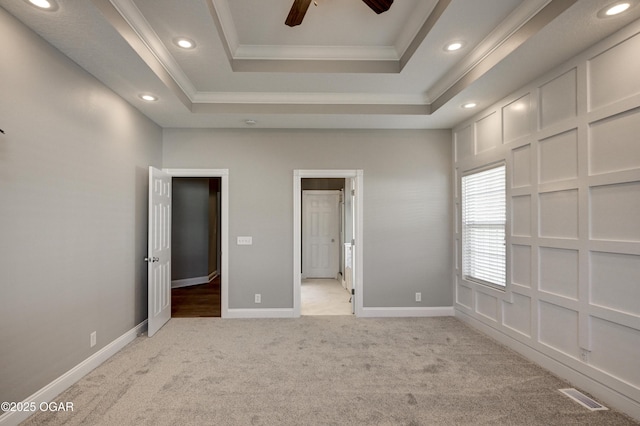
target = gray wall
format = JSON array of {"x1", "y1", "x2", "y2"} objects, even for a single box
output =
[
  {"x1": 163, "y1": 129, "x2": 453, "y2": 309},
  {"x1": 452, "y1": 20, "x2": 640, "y2": 418},
  {"x1": 0, "y1": 8, "x2": 162, "y2": 405},
  {"x1": 171, "y1": 178, "x2": 209, "y2": 282}
]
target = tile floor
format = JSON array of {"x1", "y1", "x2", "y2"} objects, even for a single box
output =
[{"x1": 301, "y1": 278, "x2": 352, "y2": 315}]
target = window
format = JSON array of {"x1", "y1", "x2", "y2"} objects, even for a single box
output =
[{"x1": 461, "y1": 164, "x2": 506, "y2": 287}]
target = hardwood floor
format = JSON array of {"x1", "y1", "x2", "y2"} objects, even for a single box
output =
[{"x1": 171, "y1": 276, "x2": 221, "y2": 317}]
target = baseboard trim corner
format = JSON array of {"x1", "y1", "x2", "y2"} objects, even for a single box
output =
[
  {"x1": 171, "y1": 276, "x2": 209, "y2": 289},
  {"x1": 359, "y1": 306, "x2": 455, "y2": 318},
  {"x1": 0, "y1": 320, "x2": 147, "y2": 426}
]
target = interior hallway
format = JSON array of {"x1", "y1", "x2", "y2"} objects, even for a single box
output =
[{"x1": 301, "y1": 278, "x2": 352, "y2": 316}]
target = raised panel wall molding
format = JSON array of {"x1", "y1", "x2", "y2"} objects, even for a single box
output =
[{"x1": 452, "y1": 21, "x2": 640, "y2": 420}]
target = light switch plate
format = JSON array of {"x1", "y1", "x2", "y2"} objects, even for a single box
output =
[{"x1": 237, "y1": 236, "x2": 252, "y2": 245}]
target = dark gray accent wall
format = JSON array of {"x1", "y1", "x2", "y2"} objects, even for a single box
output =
[
  {"x1": 0, "y1": 8, "x2": 162, "y2": 405},
  {"x1": 209, "y1": 179, "x2": 220, "y2": 277},
  {"x1": 171, "y1": 178, "x2": 209, "y2": 281},
  {"x1": 163, "y1": 129, "x2": 453, "y2": 310}
]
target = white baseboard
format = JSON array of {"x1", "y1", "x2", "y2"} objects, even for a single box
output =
[
  {"x1": 171, "y1": 276, "x2": 209, "y2": 289},
  {"x1": 455, "y1": 309, "x2": 640, "y2": 421},
  {"x1": 225, "y1": 308, "x2": 295, "y2": 319},
  {"x1": 360, "y1": 306, "x2": 455, "y2": 317},
  {"x1": 0, "y1": 320, "x2": 147, "y2": 426},
  {"x1": 224, "y1": 306, "x2": 454, "y2": 319}
]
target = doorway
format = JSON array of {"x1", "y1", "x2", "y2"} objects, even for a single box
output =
[
  {"x1": 165, "y1": 169, "x2": 229, "y2": 319},
  {"x1": 147, "y1": 168, "x2": 229, "y2": 336},
  {"x1": 293, "y1": 170, "x2": 363, "y2": 318},
  {"x1": 170, "y1": 177, "x2": 221, "y2": 317},
  {"x1": 301, "y1": 183, "x2": 349, "y2": 315}
]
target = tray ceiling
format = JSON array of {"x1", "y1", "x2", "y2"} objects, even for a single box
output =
[{"x1": 2, "y1": 0, "x2": 640, "y2": 128}]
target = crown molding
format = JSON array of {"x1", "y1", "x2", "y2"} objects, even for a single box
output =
[
  {"x1": 394, "y1": 0, "x2": 444, "y2": 59},
  {"x1": 430, "y1": 0, "x2": 577, "y2": 112},
  {"x1": 191, "y1": 92, "x2": 429, "y2": 105},
  {"x1": 209, "y1": 0, "x2": 239, "y2": 55},
  {"x1": 99, "y1": 0, "x2": 427, "y2": 109},
  {"x1": 427, "y1": 0, "x2": 556, "y2": 103},
  {"x1": 207, "y1": 0, "x2": 450, "y2": 73},
  {"x1": 229, "y1": 58, "x2": 400, "y2": 73},
  {"x1": 191, "y1": 102, "x2": 431, "y2": 116},
  {"x1": 99, "y1": 0, "x2": 572, "y2": 118},
  {"x1": 189, "y1": 91, "x2": 432, "y2": 116},
  {"x1": 211, "y1": 0, "x2": 439, "y2": 63},
  {"x1": 400, "y1": 0, "x2": 452, "y2": 70},
  {"x1": 234, "y1": 44, "x2": 399, "y2": 61},
  {"x1": 108, "y1": 0, "x2": 197, "y2": 98}
]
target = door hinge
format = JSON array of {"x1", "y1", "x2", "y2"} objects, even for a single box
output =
[
  {"x1": 351, "y1": 289, "x2": 355, "y2": 295},
  {"x1": 351, "y1": 189, "x2": 355, "y2": 196}
]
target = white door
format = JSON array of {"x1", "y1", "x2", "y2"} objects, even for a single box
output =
[
  {"x1": 147, "y1": 167, "x2": 171, "y2": 336},
  {"x1": 303, "y1": 191, "x2": 340, "y2": 278}
]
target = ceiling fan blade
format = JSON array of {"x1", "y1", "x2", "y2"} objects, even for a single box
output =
[
  {"x1": 285, "y1": 0, "x2": 313, "y2": 27},
  {"x1": 361, "y1": 0, "x2": 394, "y2": 14}
]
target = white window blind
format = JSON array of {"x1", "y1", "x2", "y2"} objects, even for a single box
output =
[{"x1": 461, "y1": 164, "x2": 506, "y2": 287}]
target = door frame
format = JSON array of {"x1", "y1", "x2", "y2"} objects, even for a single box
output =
[
  {"x1": 164, "y1": 168, "x2": 230, "y2": 318},
  {"x1": 293, "y1": 170, "x2": 363, "y2": 317}
]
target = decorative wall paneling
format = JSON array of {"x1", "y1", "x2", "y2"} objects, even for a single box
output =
[{"x1": 453, "y1": 20, "x2": 640, "y2": 419}]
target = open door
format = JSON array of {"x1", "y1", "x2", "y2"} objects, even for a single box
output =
[
  {"x1": 147, "y1": 167, "x2": 171, "y2": 336},
  {"x1": 347, "y1": 177, "x2": 356, "y2": 315}
]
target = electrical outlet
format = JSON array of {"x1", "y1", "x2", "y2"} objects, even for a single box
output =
[
  {"x1": 415, "y1": 292, "x2": 421, "y2": 302},
  {"x1": 255, "y1": 294, "x2": 261, "y2": 304},
  {"x1": 90, "y1": 331, "x2": 97, "y2": 348}
]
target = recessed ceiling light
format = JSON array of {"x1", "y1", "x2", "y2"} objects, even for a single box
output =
[
  {"x1": 606, "y1": 2, "x2": 630, "y2": 15},
  {"x1": 598, "y1": 1, "x2": 636, "y2": 17},
  {"x1": 462, "y1": 102, "x2": 477, "y2": 109},
  {"x1": 174, "y1": 37, "x2": 196, "y2": 49},
  {"x1": 445, "y1": 41, "x2": 464, "y2": 52},
  {"x1": 25, "y1": 0, "x2": 58, "y2": 10},
  {"x1": 140, "y1": 94, "x2": 158, "y2": 102}
]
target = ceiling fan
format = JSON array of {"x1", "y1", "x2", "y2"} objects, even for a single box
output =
[{"x1": 285, "y1": 0, "x2": 394, "y2": 27}]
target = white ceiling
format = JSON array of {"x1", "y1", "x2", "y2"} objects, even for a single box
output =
[{"x1": 3, "y1": 0, "x2": 640, "y2": 129}]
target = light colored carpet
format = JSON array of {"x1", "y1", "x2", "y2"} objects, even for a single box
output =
[
  {"x1": 301, "y1": 279, "x2": 352, "y2": 316},
  {"x1": 22, "y1": 317, "x2": 638, "y2": 425}
]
